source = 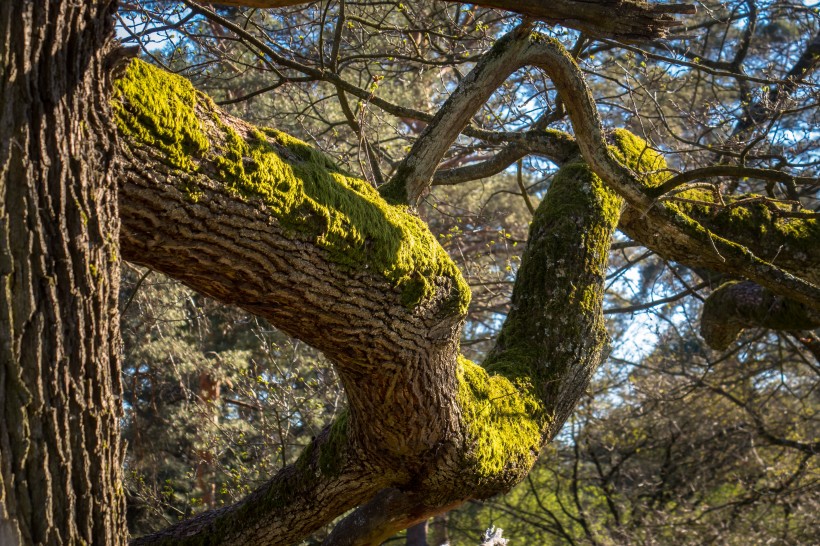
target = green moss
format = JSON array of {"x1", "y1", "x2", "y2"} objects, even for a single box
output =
[
  {"x1": 688, "y1": 193, "x2": 818, "y2": 257},
  {"x1": 528, "y1": 32, "x2": 571, "y2": 59},
  {"x1": 377, "y1": 176, "x2": 410, "y2": 206},
  {"x1": 112, "y1": 60, "x2": 209, "y2": 172},
  {"x1": 457, "y1": 356, "x2": 543, "y2": 481},
  {"x1": 655, "y1": 184, "x2": 817, "y2": 263},
  {"x1": 460, "y1": 152, "x2": 621, "y2": 485},
  {"x1": 608, "y1": 129, "x2": 669, "y2": 188},
  {"x1": 494, "y1": 158, "x2": 618, "y2": 380},
  {"x1": 610, "y1": 129, "x2": 818, "y2": 262},
  {"x1": 541, "y1": 159, "x2": 624, "y2": 232},
  {"x1": 511, "y1": 158, "x2": 622, "y2": 345},
  {"x1": 318, "y1": 410, "x2": 349, "y2": 476},
  {"x1": 113, "y1": 60, "x2": 470, "y2": 314}
]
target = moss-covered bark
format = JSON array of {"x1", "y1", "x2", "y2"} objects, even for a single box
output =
[
  {"x1": 113, "y1": 54, "x2": 816, "y2": 545},
  {"x1": 116, "y1": 60, "x2": 473, "y2": 544},
  {"x1": 114, "y1": 59, "x2": 470, "y2": 316},
  {"x1": 113, "y1": 56, "x2": 634, "y2": 543},
  {"x1": 476, "y1": 156, "x2": 622, "y2": 450},
  {"x1": 611, "y1": 130, "x2": 820, "y2": 290}
]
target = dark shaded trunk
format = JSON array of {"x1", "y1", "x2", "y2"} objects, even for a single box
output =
[
  {"x1": 0, "y1": 2, "x2": 124, "y2": 544},
  {"x1": 406, "y1": 521, "x2": 428, "y2": 546}
]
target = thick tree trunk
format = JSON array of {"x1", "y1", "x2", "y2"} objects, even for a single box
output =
[
  {"x1": 0, "y1": 2, "x2": 124, "y2": 545},
  {"x1": 0, "y1": 3, "x2": 812, "y2": 544}
]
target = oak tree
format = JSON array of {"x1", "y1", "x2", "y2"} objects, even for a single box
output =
[{"x1": 1, "y1": 1, "x2": 817, "y2": 545}]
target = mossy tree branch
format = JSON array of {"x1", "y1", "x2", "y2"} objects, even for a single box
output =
[
  {"x1": 114, "y1": 56, "x2": 632, "y2": 543},
  {"x1": 484, "y1": 157, "x2": 622, "y2": 441},
  {"x1": 115, "y1": 59, "x2": 471, "y2": 475},
  {"x1": 116, "y1": 60, "x2": 471, "y2": 544},
  {"x1": 113, "y1": 23, "x2": 819, "y2": 538},
  {"x1": 382, "y1": 25, "x2": 819, "y2": 312}
]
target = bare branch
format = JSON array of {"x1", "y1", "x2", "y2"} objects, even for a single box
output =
[
  {"x1": 649, "y1": 165, "x2": 816, "y2": 198},
  {"x1": 730, "y1": 31, "x2": 820, "y2": 139},
  {"x1": 206, "y1": 0, "x2": 696, "y2": 41},
  {"x1": 378, "y1": 26, "x2": 820, "y2": 310}
]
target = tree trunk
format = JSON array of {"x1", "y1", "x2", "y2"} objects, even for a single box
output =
[
  {"x1": 406, "y1": 521, "x2": 428, "y2": 546},
  {"x1": 1, "y1": 3, "x2": 814, "y2": 545},
  {"x1": 0, "y1": 2, "x2": 124, "y2": 544}
]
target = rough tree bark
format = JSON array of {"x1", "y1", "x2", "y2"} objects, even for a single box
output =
[
  {"x1": 113, "y1": 56, "x2": 621, "y2": 544},
  {"x1": 1, "y1": 2, "x2": 817, "y2": 546},
  {"x1": 0, "y1": 2, "x2": 125, "y2": 545},
  {"x1": 114, "y1": 29, "x2": 815, "y2": 541}
]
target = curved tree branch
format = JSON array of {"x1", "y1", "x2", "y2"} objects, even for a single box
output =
[
  {"x1": 433, "y1": 145, "x2": 532, "y2": 186},
  {"x1": 648, "y1": 165, "x2": 817, "y2": 199},
  {"x1": 381, "y1": 25, "x2": 820, "y2": 311},
  {"x1": 113, "y1": 56, "x2": 627, "y2": 543},
  {"x1": 115, "y1": 60, "x2": 470, "y2": 478},
  {"x1": 113, "y1": 44, "x2": 636, "y2": 544},
  {"x1": 131, "y1": 419, "x2": 390, "y2": 545}
]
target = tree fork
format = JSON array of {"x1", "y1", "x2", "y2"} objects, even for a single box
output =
[
  {"x1": 384, "y1": 25, "x2": 819, "y2": 311},
  {"x1": 111, "y1": 54, "x2": 630, "y2": 542}
]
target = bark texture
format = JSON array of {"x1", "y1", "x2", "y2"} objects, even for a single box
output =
[
  {"x1": 2, "y1": 2, "x2": 815, "y2": 545},
  {"x1": 114, "y1": 25, "x2": 819, "y2": 542},
  {"x1": 112, "y1": 56, "x2": 623, "y2": 544},
  {"x1": 0, "y1": 2, "x2": 125, "y2": 545},
  {"x1": 386, "y1": 26, "x2": 819, "y2": 312}
]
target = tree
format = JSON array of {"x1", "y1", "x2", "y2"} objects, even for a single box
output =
[{"x1": 1, "y1": 1, "x2": 817, "y2": 545}]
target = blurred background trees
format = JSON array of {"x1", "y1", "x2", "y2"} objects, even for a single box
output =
[
  {"x1": 116, "y1": 1, "x2": 818, "y2": 543},
  {"x1": 120, "y1": 266, "x2": 342, "y2": 539}
]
